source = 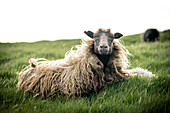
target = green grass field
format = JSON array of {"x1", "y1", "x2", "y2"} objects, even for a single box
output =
[{"x1": 0, "y1": 30, "x2": 169, "y2": 113}]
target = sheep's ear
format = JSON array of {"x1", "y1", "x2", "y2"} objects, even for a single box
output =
[
  {"x1": 113, "y1": 32, "x2": 123, "y2": 39},
  {"x1": 84, "y1": 31, "x2": 94, "y2": 38}
]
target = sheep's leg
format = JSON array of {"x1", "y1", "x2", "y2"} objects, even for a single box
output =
[{"x1": 118, "y1": 69, "x2": 131, "y2": 77}]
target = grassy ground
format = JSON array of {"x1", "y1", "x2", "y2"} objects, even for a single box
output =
[{"x1": 0, "y1": 30, "x2": 169, "y2": 113}]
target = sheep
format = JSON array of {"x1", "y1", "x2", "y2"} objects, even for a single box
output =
[
  {"x1": 142, "y1": 28, "x2": 160, "y2": 42},
  {"x1": 17, "y1": 28, "x2": 154, "y2": 98}
]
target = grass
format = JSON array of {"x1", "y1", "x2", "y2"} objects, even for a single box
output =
[{"x1": 0, "y1": 30, "x2": 170, "y2": 113}]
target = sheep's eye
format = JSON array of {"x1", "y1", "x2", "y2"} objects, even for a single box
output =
[
  {"x1": 108, "y1": 38, "x2": 113, "y2": 43},
  {"x1": 95, "y1": 39, "x2": 99, "y2": 43}
]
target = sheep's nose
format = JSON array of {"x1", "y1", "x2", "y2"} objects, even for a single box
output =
[{"x1": 100, "y1": 45, "x2": 108, "y2": 48}]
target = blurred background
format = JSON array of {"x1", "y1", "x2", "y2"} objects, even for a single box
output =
[
  {"x1": 0, "y1": 1, "x2": 170, "y2": 112},
  {"x1": 0, "y1": 0, "x2": 170, "y2": 42}
]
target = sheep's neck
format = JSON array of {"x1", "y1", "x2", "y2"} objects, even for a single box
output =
[{"x1": 96, "y1": 54, "x2": 110, "y2": 67}]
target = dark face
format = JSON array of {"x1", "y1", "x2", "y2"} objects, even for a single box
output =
[
  {"x1": 84, "y1": 29, "x2": 123, "y2": 55},
  {"x1": 93, "y1": 32, "x2": 114, "y2": 55}
]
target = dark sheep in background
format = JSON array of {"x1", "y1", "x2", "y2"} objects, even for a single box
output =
[{"x1": 142, "y1": 28, "x2": 160, "y2": 42}]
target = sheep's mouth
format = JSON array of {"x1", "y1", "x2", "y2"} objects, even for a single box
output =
[{"x1": 99, "y1": 49, "x2": 108, "y2": 55}]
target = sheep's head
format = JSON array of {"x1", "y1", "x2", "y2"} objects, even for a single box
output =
[{"x1": 84, "y1": 28, "x2": 123, "y2": 55}]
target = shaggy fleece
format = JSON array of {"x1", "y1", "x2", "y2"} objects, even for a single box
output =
[{"x1": 17, "y1": 38, "x2": 132, "y2": 98}]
